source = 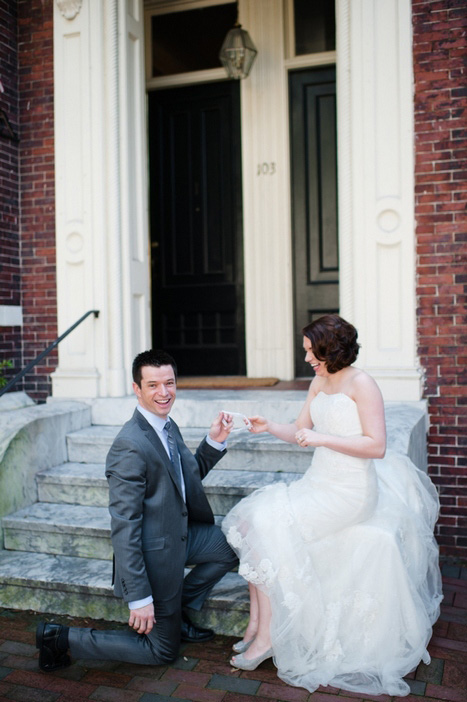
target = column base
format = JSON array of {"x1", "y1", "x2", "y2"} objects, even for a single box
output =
[{"x1": 51, "y1": 369, "x2": 100, "y2": 398}]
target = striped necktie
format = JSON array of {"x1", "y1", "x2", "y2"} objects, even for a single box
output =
[{"x1": 164, "y1": 419, "x2": 184, "y2": 497}]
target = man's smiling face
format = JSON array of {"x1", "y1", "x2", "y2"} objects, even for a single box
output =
[{"x1": 133, "y1": 364, "x2": 176, "y2": 419}]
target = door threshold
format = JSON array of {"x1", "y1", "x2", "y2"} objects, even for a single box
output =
[
  {"x1": 177, "y1": 376, "x2": 279, "y2": 389},
  {"x1": 177, "y1": 377, "x2": 311, "y2": 390}
]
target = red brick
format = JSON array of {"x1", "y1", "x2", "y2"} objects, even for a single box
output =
[
  {"x1": 81, "y1": 670, "x2": 132, "y2": 687},
  {"x1": 162, "y1": 667, "x2": 212, "y2": 686},
  {"x1": 258, "y1": 681, "x2": 315, "y2": 701},
  {"x1": 425, "y1": 683, "x2": 467, "y2": 702},
  {"x1": 86, "y1": 686, "x2": 141, "y2": 702},
  {"x1": 127, "y1": 674, "x2": 178, "y2": 695},
  {"x1": 174, "y1": 682, "x2": 226, "y2": 702},
  {"x1": 3, "y1": 669, "x2": 96, "y2": 697}
]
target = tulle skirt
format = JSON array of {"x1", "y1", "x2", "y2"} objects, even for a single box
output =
[{"x1": 222, "y1": 449, "x2": 442, "y2": 696}]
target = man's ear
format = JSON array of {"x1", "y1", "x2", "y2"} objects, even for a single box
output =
[{"x1": 133, "y1": 381, "x2": 141, "y2": 398}]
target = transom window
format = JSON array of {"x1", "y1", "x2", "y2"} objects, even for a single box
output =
[
  {"x1": 293, "y1": 0, "x2": 336, "y2": 56},
  {"x1": 151, "y1": 3, "x2": 236, "y2": 77}
]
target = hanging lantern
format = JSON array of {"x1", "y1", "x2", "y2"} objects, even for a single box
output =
[{"x1": 219, "y1": 23, "x2": 257, "y2": 80}]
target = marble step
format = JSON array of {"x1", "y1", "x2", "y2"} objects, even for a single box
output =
[
  {"x1": 38, "y1": 463, "x2": 303, "y2": 512},
  {"x1": 66, "y1": 425, "x2": 313, "y2": 473},
  {"x1": 3, "y1": 470, "x2": 303, "y2": 558},
  {"x1": 0, "y1": 550, "x2": 249, "y2": 636},
  {"x1": 3, "y1": 502, "x2": 112, "y2": 560},
  {"x1": 37, "y1": 463, "x2": 108, "y2": 507},
  {"x1": 89, "y1": 390, "x2": 307, "y2": 428}
]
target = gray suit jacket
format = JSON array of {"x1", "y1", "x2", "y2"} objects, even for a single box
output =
[{"x1": 105, "y1": 409, "x2": 224, "y2": 604}]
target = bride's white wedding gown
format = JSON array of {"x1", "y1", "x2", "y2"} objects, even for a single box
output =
[{"x1": 222, "y1": 392, "x2": 442, "y2": 696}]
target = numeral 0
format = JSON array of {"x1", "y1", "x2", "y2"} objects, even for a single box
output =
[{"x1": 257, "y1": 162, "x2": 276, "y2": 176}]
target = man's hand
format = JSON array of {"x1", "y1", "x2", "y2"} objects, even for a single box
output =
[
  {"x1": 128, "y1": 602, "x2": 155, "y2": 635},
  {"x1": 209, "y1": 412, "x2": 233, "y2": 443}
]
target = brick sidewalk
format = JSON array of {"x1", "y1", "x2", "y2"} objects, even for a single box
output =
[{"x1": 0, "y1": 565, "x2": 465, "y2": 702}]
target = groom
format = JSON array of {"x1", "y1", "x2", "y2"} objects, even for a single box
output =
[{"x1": 36, "y1": 349, "x2": 238, "y2": 670}]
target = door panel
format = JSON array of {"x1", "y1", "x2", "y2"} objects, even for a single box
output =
[
  {"x1": 289, "y1": 68, "x2": 338, "y2": 376},
  {"x1": 148, "y1": 82, "x2": 244, "y2": 375}
]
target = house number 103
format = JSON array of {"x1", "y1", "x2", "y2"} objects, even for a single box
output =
[{"x1": 257, "y1": 162, "x2": 276, "y2": 175}]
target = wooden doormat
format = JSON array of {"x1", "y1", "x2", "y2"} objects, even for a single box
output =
[{"x1": 177, "y1": 376, "x2": 279, "y2": 388}]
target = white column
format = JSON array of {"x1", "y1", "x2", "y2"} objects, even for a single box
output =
[
  {"x1": 240, "y1": 0, "x2": 295, "y2": 380},
  {"x1": 336, "y1": 0, "x2": 422, "y2": 400},
  {"x1": 52, "y1": 0, "x2": 150, "y2": 398}
]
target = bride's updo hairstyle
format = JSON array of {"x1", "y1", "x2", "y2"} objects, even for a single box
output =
[{"x1": 302, "y1": 314, "x2": 360, "y2": 374}]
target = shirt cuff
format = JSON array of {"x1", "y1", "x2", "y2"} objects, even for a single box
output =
[
  {"x1": 128, "y1": 595, "x2": 153, "y2": 610},
  {"x1": 206, "y1": 434, "x2": 226, "y2": 451}
]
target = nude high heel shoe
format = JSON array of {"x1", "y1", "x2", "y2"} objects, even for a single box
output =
[
  {"x1": 232, "y1": 635, "x2": 256, "y2": 653},
  {"x1": 230, "y1": 647, "x2": 273, "y2": 671}
]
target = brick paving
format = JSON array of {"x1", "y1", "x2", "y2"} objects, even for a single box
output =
[{"x1": 0, "y1": 565, "x2": 465, "y2": 702}]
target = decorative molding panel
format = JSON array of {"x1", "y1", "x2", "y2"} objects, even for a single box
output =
[
  {"x1": 336, "y1": 0, "x2": 421, "y2": 400},
  {"x1": 240, "y1": 0, "x2": 294, "y2": 379},
  {"x1": 56, "y1": 0, "x2": 83, "y2": 20}
]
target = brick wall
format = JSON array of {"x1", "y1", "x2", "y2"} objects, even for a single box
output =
[
  {"x1": 18, "y1": 0, "x2": 56, "y2": 401},
  {"x1": 413, "y1": 0, "x2": 467, "y2": 558},
  {"x1": 0, "y1": 0, "x2": 21, "y2": 386}
]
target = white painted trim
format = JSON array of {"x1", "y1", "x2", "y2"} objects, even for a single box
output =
[
  {"x1": 240, "y1": 0, "x2": 294, "y2": 379},
  {"x1": 0, "y1": 306, "x2": 22, "y2": 327},
  {"x1": 336, "y1": 0, "x2": 421, "y2": 400},
  {"x1": 284, "y1": 51, "x2": 336, "y2": 70}
]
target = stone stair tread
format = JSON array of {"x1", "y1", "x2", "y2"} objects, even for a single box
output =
[
  {"x1": 37, "y1": 463, "x2": 106, "y2": 484},
  {"x1": 203, "y1": 469, "x2": 302, "y2": 494},
  {"x1": 68, "y1": 425, "x2": 121, "y2": 442},
  {"x1": 6, "y1": 468, "x2": 298, "y2": 531},
  {"x1": 91, "y1": 390, "x2": 308, "y2": 426},
  {"x1": 0, "y1": 549, "x2": 113, "y2": 593},
  {"x1": 3, "y1": 502, "x2": 110, "y2": 535},
  {"x1": 68, "y1": 424, "x2": 302, "y2": 449},
  {"x1": 0, "y1": 550, "x2": 249, "y2": 622}
]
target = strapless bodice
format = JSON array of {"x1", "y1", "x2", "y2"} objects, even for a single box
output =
[{"x1": 310, "y1": 391, "x2": 362, "y2": 437}]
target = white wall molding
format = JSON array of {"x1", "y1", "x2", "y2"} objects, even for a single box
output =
[
  {"x1": 336, "y1": 0, "x2": 421, "y2": 400},
  {"x1": 240, "y1": 0, "x2": 294, "y2": 379},
  {"x1": 52, "y1": 0, "x2": 150, "y2": 398}
]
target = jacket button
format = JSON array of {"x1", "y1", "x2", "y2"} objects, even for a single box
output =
[
  {"x1": 181, "y1": 535, "x2": 187, "y2": 541},
  {"x1": 182, "y1": 511, "x2": 188, "y2": 517}
]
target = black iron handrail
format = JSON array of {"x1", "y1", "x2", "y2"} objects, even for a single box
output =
[{"x1": 0, "y1": 309, "x2": 100, "y2": 398}]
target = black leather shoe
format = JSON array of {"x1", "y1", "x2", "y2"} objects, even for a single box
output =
[
  {"x1": 181, "y1": 611, "x2": 215, "y2": 643},
  {"x1": 36, "y1": 622, "x2": 71, "y2": 672}
]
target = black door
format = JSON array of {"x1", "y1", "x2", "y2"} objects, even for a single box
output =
[
  {"x1": 148, "y1": 81, "x2": 244, "y2": 375},
  {"x1": 289, "y1": 67, "x2": 339, "y2": 376}
]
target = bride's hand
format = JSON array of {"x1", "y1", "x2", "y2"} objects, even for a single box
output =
[
  {"x1": 247, "y1": 415, "x2": 269, "y2": 433},
  {"x1": 295, "y1": 428, "x2": 321, "y2": 447}
]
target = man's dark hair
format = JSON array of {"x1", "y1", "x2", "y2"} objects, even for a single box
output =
[
  {"x1": 302, "y1": 314, "x2": 360, "y2": 374},
  {"x1": 132, "y1": 349, "x2": 178, "y2": 387}
]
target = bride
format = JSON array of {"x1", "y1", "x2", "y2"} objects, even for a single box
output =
[{"x1": 222, "y1": 314, "x2": 442, "y2": 697}]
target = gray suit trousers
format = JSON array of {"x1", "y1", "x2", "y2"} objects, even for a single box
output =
[{"x1": 68, "y1": 523, "x2": 237, "y2": 665}]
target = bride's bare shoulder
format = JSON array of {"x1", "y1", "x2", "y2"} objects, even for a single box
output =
[{"x1": 349, "y1": 368, "x2": 382, "y2": 399}]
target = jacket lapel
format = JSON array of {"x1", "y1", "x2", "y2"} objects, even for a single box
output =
[{"x1": 133, "y1": 409, "x2": 185, "y2": 500}]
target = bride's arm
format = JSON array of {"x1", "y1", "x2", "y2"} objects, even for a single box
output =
[
  {"x1": 248, "y1": 383, "x2": 316, "y2": 444},
  {"x1": 297, "y1": 374, "x2": 386, "y2": 459}
]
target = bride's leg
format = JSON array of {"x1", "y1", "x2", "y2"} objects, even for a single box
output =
[
  {"x1": 234, "y1": 587, "x2": 272, "y2": 662},
  {"x1": 242, "y1": 583, "x2": 259, "y2": 642}
]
